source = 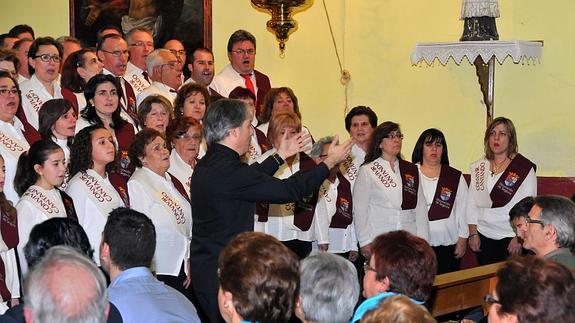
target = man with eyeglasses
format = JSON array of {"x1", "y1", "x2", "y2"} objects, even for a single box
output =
[
  {"x1": 522, "y1": 195, "x2": 575, "y2": 269},
  {"x1": 212, "y1": 29, "x2": 272, "y2": 115},
  {"x1": 97, "y1": 34, "x2": 139, "y2": 128},
  {"x1": 163, "y1": 39, "x2": 187, "y2": 82},
  {"x1": 125, "y1": 27, "x2": 153, "y2": 96},
  {"x1": 136, "y1": 49, "x2": 182, "y2": 107}
]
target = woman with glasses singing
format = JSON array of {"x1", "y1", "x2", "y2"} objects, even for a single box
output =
[
  {"x1": 60, "y1": 48, "x2": 104, "y2": 114},
  {"x1": 166, "y1": 117, "x2": 202, "y2": 198},
  {"x1": 411, "y1": 128, "x2": 468, "y2": 274},
  {"x1": 19, "y1": 37, "x2": 64, "y2": 130},
  {"x1": 467, "y1": 117, "x2": 536, "y2": 265},
  {"x1": 353, "y1": 121, "x2": 429, "y2": 259}
]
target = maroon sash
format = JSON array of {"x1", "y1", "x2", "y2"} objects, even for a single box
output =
[
  {"x1": 108, "y1": 172, "x2": 130, "y2": 208},
  {"x1": 398, "y1": 159, "x2": 419, "y2": 210},
  {"x1": 490, "y1": 154, "x2": 535, "y2": 208},
  {"x1": 116, "y1": 123, "x2": 136, "y2": 180},
  {"x1": 428, "y1": 166, "x2": 462, "y2": 221},
  {"x1": 168, "y1": 172, "x2": 191, "y2": 203},
  {"x1": 293, "y1": 153, "x2": 319, "y2": 231},
  {"x1": 329, "y1": 172, "x2": 353, "y2": 228},
  {"x1": 59, "y1": 190, "x2": 78, "y2": 223},
  {"x1": 254, "y1": 127, "x2": 271, "y2": 153},
  {"x1": 15, "y1": 107, "x2": 41, "y2": 145},
  {"x1": 254, "y1": 70, "x2": 271, "y2": 118},
  {"x1": 119, "y1": 78, "x2": 139, "y2": 128},
  {"x1": 61, "y1": 87, "x2": 79, "y2": 115},
  {"x1": 0, "y1": 209, "x2": 17, "y2": 301}
]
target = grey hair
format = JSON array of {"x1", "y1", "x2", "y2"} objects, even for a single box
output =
[
  {"x1": 309, "y1": 136, "x2": 333, "y2": 159},
  {"x1": 299, "y1": 252, "x2": 360, "y2": 323},
  {"x1": 535, "y1": 195, "x2": 575, "y2": 249},
  {"x1": 146, "y1": 48, "x2": 170, "y2": 75},
  {"x1": 24, "y1": 246, "x2": 108, "y2": 323},
  {"x1": 203, "y1": 99, "x2": 249, "y2": 146}
]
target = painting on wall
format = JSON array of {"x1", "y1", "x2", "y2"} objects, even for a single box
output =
[{"x1": 70, "y1": 0, "x2": 212, "y2": 50}]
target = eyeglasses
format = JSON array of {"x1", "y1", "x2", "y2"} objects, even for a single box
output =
[
  {"x1": 385, "y1": 132, "x2": 404, "y2": 140},
  {"x1": 161, "y1": 61, "x2": 180, "y2": 69},
  {"x1": 100, "y1": 49, "x2": 129, "y2": 57},
  {"x1": 363, "y1": 260, "x2": 376, "y2": 273},
  {"x1": 176, "y1": 133, "x2": 202, "y2": 141},
  {"x1": 525, "y1": 215, "x2": 545, "y2": 227},
  {"x1": 0, "y1": 88, "x2": 19, "y2": 96},
  {"x1": 168, "y1": 49, "x2": 186, "y2": 56},
  {"x1": 130, "y1": 41, "x2": 153, "y2": 48},
  {"x1": 484, "y1": 294, "x2": 501, "y2": 306},
  {"x1": 230, "y1": 48, "x2": 256, "y2": 56},
  {"x1": 34, "y1": 54, "x2": 61, "y2": 63}
]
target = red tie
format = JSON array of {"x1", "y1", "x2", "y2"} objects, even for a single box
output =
[{"x1": 240, "y1": 74, "x2": 256, "y2": 97}]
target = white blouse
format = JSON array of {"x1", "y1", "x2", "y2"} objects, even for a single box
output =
[
  {"x1": 168, "y1": 149, "x2": 193, "y2": 199},
  {"x1": 0, "y1": 117, "x2": 30, "y2": 204}
]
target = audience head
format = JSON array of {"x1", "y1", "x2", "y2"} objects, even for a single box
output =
[
  {"x1": 508, "y1": 196, "x2": 535, "y2": 240},
  {"x1": 69, "y1": 125, "x2": 117, "y2": 178},
  {"x1": 411, "y1": 128, "x2": 449, "y2": 166},
  {"x1": 365, "y1": 231, "x2": 437, "y2": 302},
  {"x1": 24, "y1": 217, "x2": 93, "y2": 268},
  {"x1": 489, "y1": 256, "x2": 575, "y2": 323},
  {"x1": 166, "y1": 116, "x2": 202, "y2": 165},
  {"x1": 188, "y1": 47, "x2": 214, "y2": 86},
  {"x1": 484, "y1": 116, "x2": 518, "y2": 160},
  {"x1": 137, "y1": 94, "x2": 173, "y2": 134},
  {"x1": 296, "y1": 252, "x2": 360, "y2": 323},
  {"x1": 9, "y1": 24, "x2": 35, "y2": 40},
  {"x1": 218, "y1": 232, "x2": 299, "y2": 323},
  {"x1": 146, "y1": 48, "x2": 182, "y2": 89},
  {"x1": 360, "y1": 295, "x2": 437, "y2": 323},
  {"x1": 0, "y1": 48, "x2": 20, "y2": 79},
  {"x1": 27, "y1": 37, "x2": 63, "y2": 82},
  {"x1": 38, "y1": 98, "x2": 77, "y2": 141},
  {"x1": 126, "y1": 27, "x2": 154, "y2": 69},
  {"x1": 364, "y1": 121, "x2": 403, "y2": 165},
  {"x1": 97, "y1": 34, "x2": 128, "y2": 77},
  {"x1": 24, "y1": 246, "x2": 108, "y2": 323},
  {"x1": 203, "y1": 99, "x2": 250, "y2": 150},
  {"x1": 227, "y1": 29, "x2": 257, "y2": 74},
  {"x1": 261, "y1": 87, "x2": 300, "y2": 124},
  {"x1": 268, "y1": 111, "x2": 302, "y2": 149},
  {"x1": 0, "y1": 70, "x2": 21, "y2": 123},
  {"x1": 15, "y1": 139, "x2": 65, "y2": 196},
  {"x1": 61, "y1": 47, "x2": 103, "y2": 92},
  {"x1": 100, "y1": 207, "x2": 156, "y2": 272},
  {"x1": 174, "y1": 83, "x2": 209, "y2": 120},
  {"x1": 523, "y1": 195, "x2": 575, "y2": 255}
]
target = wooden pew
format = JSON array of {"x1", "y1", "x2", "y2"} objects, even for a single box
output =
[{"x1": 429, "y1": 262, "x2": 502, "y2": 317}]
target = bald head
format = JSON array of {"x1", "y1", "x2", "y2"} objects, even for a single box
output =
[{"x1": 24, "y1": 246, "x2": 108, "y2": 323}]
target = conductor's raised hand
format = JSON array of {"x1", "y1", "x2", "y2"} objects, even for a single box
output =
[
  {"x1": 276, "y1": 130, "x2": 312, "y2": 160},
  {"x1": 322, "y1": 135, "x2": 354, "y2": 169}
]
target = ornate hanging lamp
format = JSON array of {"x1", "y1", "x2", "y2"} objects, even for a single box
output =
[{"x1": 251, "y1": 0, "x2": 314, "y2": 56}]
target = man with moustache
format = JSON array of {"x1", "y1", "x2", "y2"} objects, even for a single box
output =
[
  {"x1": 124, "y1": 27, "x2": 153, "y2": 96},
  {"x1": 97, "y1": 34, "x2": 139, "y2": 128},
  {"x1": 212, "y1": 30, "x2": 272, "y2": 113},
  {"x1": 136, "y1": 49, "x2": 182, "y2": 106}
]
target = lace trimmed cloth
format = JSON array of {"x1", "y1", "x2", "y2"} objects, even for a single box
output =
[{"x1": 460, "y1": 0, "x2": 499, "y2": 19}]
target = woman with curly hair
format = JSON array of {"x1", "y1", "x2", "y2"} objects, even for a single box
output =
[
  {"x1": 60, "y1": 48, "x2": 103, "y2": 113},
  {"x1": 76, "y1": 74, "x2": 136, "y2": 179},
  {"x1": 15, "y1": 139, "x2": 77, "y2": 275},
  {"x1": 66, "y1": 125, "x2": 128, "y2": 266},
  {"x1": 127, "y1": 128, "x2": 192, "y2": 298}
]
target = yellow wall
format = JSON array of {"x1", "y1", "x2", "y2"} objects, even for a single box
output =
[{"x1": 2, "y1": 0, "x2": 573, "y2": 176}]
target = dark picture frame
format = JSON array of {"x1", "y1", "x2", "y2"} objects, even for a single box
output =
[{"x1": 70, "y1": 0, "x2": 212, "y2": 51}]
